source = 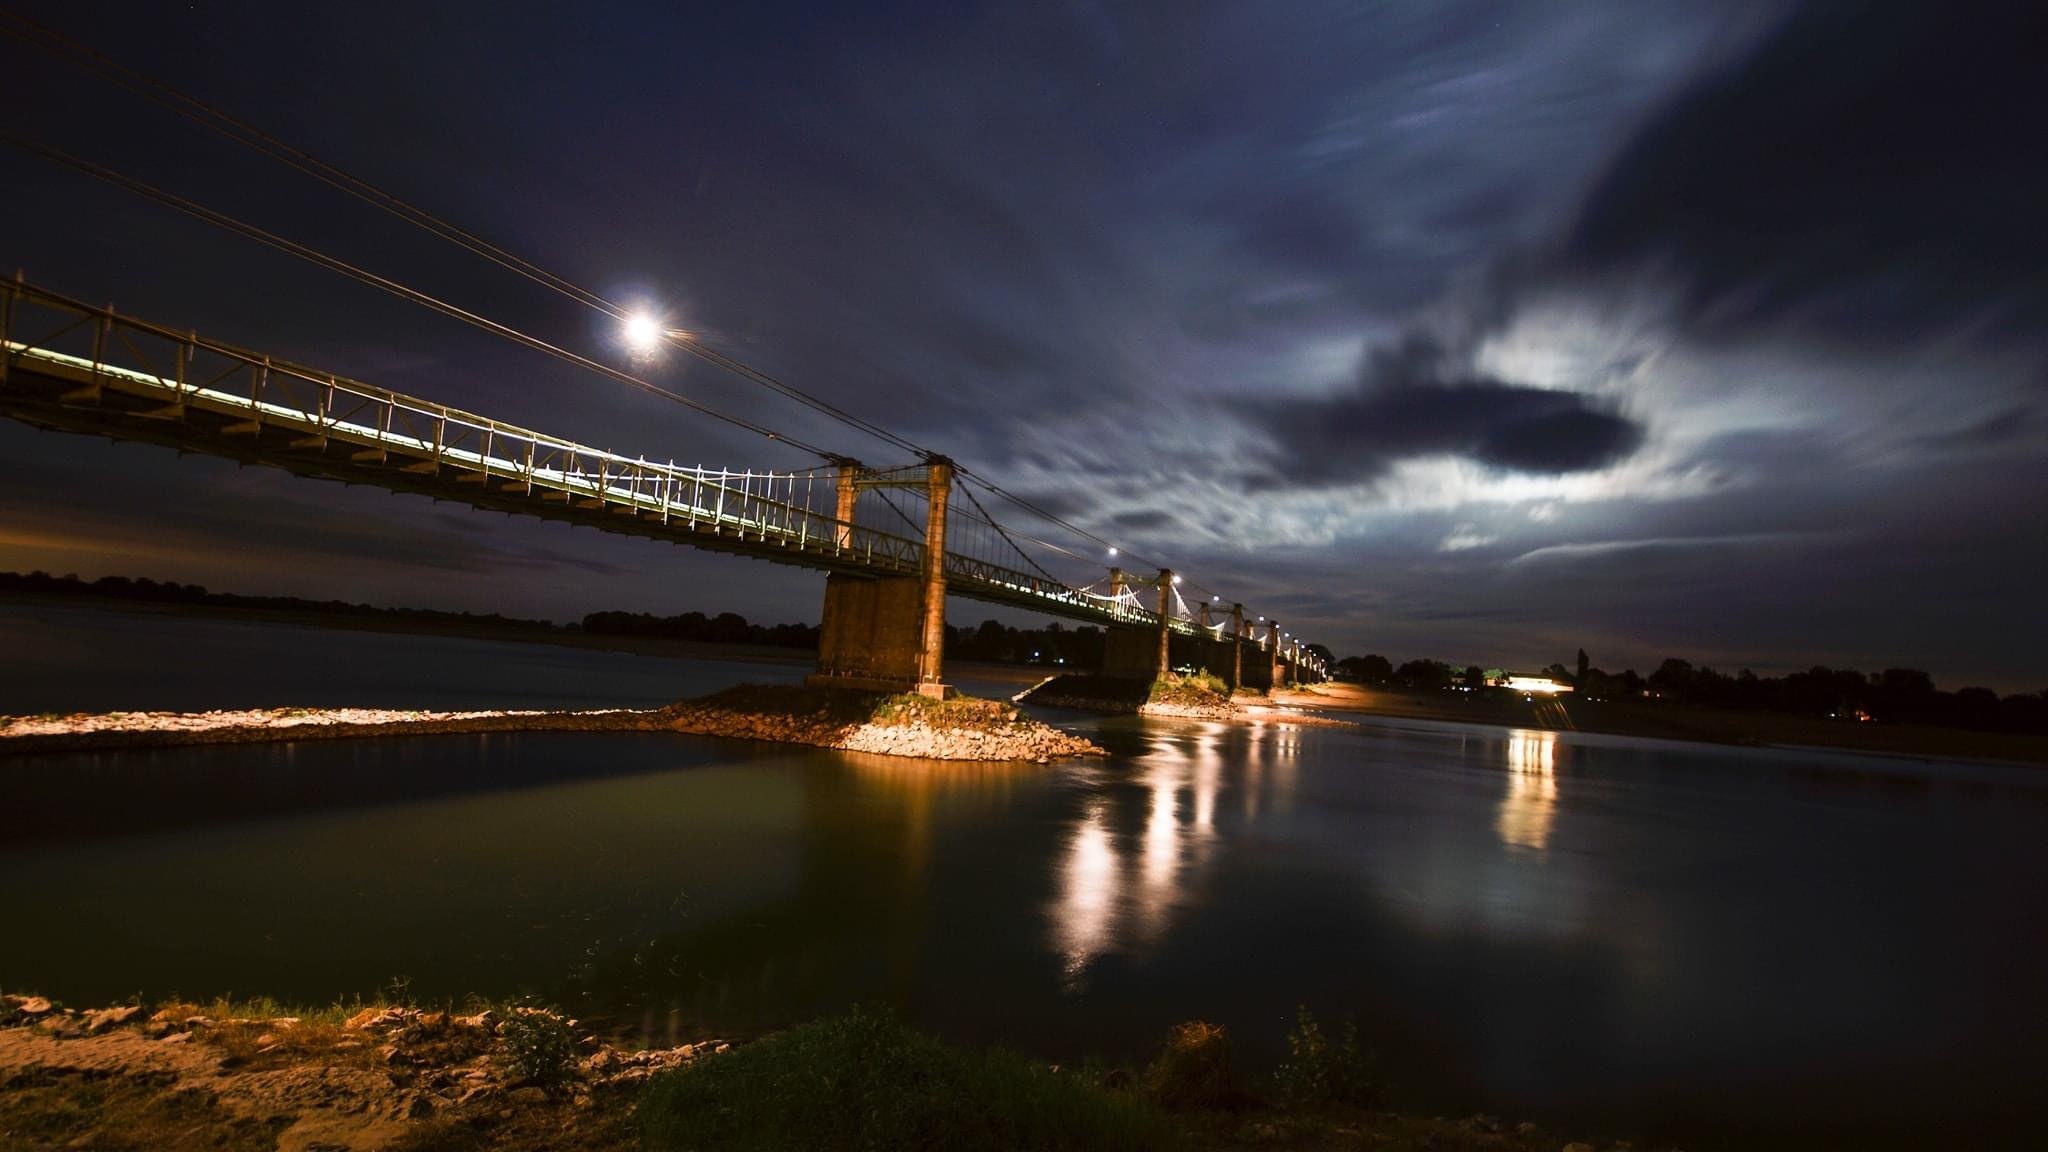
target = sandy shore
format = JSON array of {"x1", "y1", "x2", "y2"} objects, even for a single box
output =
[{"x1": 0, "y1": 994, "x2": 711, "y2": 1151}]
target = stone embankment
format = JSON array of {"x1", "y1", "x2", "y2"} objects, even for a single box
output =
[
  {"x1": 0, "y1": 685, "x2": 1104, "y2": 762},
  {"x1": 1013, "y1": 673, "x2": 1153, "y2": 714},
  {"x1": 1015, "y1": 672, "x2": 1252, "y2": 720},
  {"x1": 0, "y1": 993, "x2": 721, "y2": 1150},
  {"x1": 1019, "y1": 673, "x2": 1359, "y2": 729}
]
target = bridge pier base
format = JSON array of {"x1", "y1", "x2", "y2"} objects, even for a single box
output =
[
  {"x1": 807, "y1": 573, "x2": 936, "y2": 693},
  {"x1": 805, "y1": 456, "x2": 954, "y2": 699},
  {"x1": 1100, "y1": 626, "x2": 1153, "y2": 680}
]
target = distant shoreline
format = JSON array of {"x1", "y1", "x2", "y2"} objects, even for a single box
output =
[
  {"x1": 0, "y1": 592, "x2": 1054, "y2": 686},
  {"x1": 0, "y1": 589, "x2": 818, "y2": 668},
  {"x1": 1272, "y1": 683, "x2": 2048, "y2": 766}
]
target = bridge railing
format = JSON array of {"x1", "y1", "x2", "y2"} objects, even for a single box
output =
[{"x1": 0, "y1": 279, "x2": 938, "y2": 568}]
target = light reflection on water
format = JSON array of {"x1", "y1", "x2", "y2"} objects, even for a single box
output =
[
  {"x1": 1054, "y1": 797, "x2": 1118, "y2": 984},
  {"x1": 1053, "y1": 721, "x2": 1283, "y2": 989},
  {"x1": 1497, "y1": 729, "x2": 1559, "y2": 852}
]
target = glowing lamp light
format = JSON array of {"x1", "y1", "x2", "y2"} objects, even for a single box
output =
[
  {"x1": 1171, "y1": 574, "x2": 1182, "y2": 584},
  {"x1": 1107, "y1": 547, "x2": 1118, "y2": 558},
  {"x1": 623, "y1": 310, "x2": 664, "y2": 355}
]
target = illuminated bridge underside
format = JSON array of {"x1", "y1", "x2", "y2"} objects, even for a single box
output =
[{"x1": 0, "y1": 284, "x2": 1216, "y2": 639}]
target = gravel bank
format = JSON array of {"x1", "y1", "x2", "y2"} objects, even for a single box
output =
[{"x1": 0, "y1": 686, "x2": 1104, "y2": 762}]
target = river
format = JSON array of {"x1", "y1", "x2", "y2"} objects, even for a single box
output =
[{"x1": 3, "y1": 602, "x2": 2045, "y2": 1149}]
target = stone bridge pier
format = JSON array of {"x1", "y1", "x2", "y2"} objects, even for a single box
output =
[
  {"x1": 808, "y1": 456, "x2": 955, "y2": 698},
  {"x1": 1101, "y1": 568, "x2": 1191, "y2": 681}
]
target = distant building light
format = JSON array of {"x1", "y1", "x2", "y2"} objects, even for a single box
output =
[{"x1": 1501, "y1": 674, "x2": 1574, "y2": 695}]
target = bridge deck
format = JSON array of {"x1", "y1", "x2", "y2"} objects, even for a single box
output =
[{"x1": 0, "y1": 282, "x2": 1241, "y2": 641}]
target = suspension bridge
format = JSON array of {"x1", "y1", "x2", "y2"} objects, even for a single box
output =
[{"x1": 0, "y1": 277, "x2": 1324, "y2": 695}]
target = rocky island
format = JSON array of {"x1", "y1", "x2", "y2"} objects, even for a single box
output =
[{"x1": 1019, "y1": 670, "x2": 1358, "y2": 728}]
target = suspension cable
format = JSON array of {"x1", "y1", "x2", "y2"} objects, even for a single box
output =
[
  {"x1": 954, "y1": 478, "x2": 1063, "y2": 585},
  {"x1": 1, "y1": 135, "x2": 832, "y2": 457}
]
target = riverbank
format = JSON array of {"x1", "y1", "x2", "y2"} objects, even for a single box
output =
[
  {"x1": 0, "y1": 994, "x2": 1659, "y2": 1152},
  {"x1": 0, "y1": 685, "x2": 1103, "y2": 763},
  {"x1": 1271, "y1": 683, "x2": 2048, "y2": 765}
]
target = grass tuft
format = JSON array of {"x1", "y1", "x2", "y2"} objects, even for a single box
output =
[
  {"x1": 1272, "y1": 1006, "x2": 1379, "y2": 1111},
  {"x1": 500, "y1": 1005, "x2": 579, "y2": 1089},
  {"x1": 1143, "y1": 1020, "x2": 1244, "y2": 1111},
  {"x1": 1148, "y1": 671, "x2": 1232, "y2": 707}
]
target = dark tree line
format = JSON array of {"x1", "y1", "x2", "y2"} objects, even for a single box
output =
[
  {"x1": 945, "y1": 620, "x2": 1107, "y2": 667},
  {"x1": 1336, "y1": 644, "x2": 2048, "y2": 735},
  {"x1": 4, "y1": 571, "x2": 1119, "y2": 668},
  {"x1": 1630, "y1": 659, "x2": 2048, "y2": 734},
  {"x1": 581, "y1": 610, "x2": 820, "y2": 649},
  {"x1": 1, "y1": 570, "x2": 556, "y2": 631}
]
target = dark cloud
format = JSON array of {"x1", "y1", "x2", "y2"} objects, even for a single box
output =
[
  {"x1": 1240, "y1": 335, "x2": 1644, "y2": 486},
  {"x1": 1561, "y1": 1, "x2": 2048, "y2": 352},
  {"x1": 1909, "y1": 407, "x2": 2036, "y2": 456},
  {"x1": 1109, "y1": 509, "x2": 1178, "y2": 531}
]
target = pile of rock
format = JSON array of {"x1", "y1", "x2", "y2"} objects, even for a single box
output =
[
  {"x1": 1138, "y1": 699, "x2": 1240, "y2": 722},
  {"x1": 583, "y1": 1040, "x2": 720, "y2": 1087},
  {"x1": 833, "y1": 717, "x2": 1102, "y2": 761},
  {"x1": 0, "y1": 995, "x2": 145, "y2": 1036},
  {"x1": 1014, "y1": 674, "x2": 1153, "y2": 715},
  {"x1": 337, "y1": 1004, "x2": 728, "y2": 1096}
]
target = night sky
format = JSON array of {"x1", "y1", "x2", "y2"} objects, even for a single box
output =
[{"x1": 3, "y1": 2, "x2": 2043, "y2": 689}]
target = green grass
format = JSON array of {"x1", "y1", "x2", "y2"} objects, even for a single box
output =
[
  {"x1": 1148, "y1": 671, "x2": 1232, "y2": 707},
  {"x1": 179, "y1": 994, "x2": 368, "y2": 1024},
  {"x1": 638, "y1": 1007, "x2": 1172, "y2": 1151},
  {"x1": 869, "y1": 691, "x2": 1028, "y2": 730}
]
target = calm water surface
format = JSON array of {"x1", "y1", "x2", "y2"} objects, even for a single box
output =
[{"x1": 4, "y1": 604, "x2": 2046, "y2": 1150}]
